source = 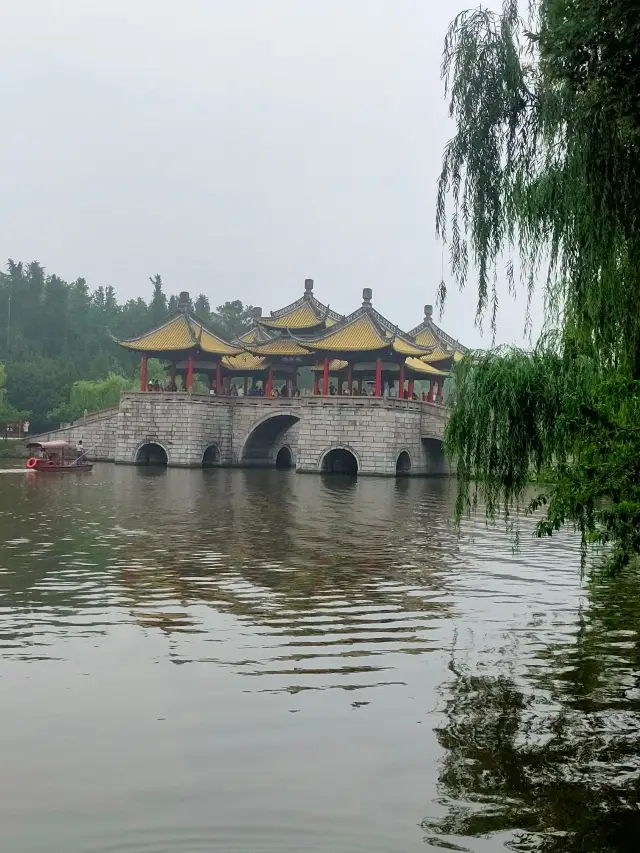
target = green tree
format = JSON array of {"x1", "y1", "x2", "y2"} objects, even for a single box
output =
[
  {"x1": 48, "y1": 373, "x2": 136, "y2": 425},
  {"x1": 213, "y1": 300, "x2": 254, "y2": 340},
  {"x1": 438, "y1": 0, "x2": 640, "y2": 573},
  {"x1": 148, "y1": 274, "x2": 167, "y2": 326}
]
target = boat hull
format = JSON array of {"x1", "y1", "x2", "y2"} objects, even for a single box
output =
[{"x1": 26, "y1": 461, "x2": 93, "y2": 472}]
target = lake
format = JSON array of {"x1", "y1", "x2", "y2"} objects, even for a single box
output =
[{"x1": 0, "y1": 466, "x2": 638, "y2": 852}]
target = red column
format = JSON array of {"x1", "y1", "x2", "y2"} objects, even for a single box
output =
[
  {"x1": 243, "y1": 376, "x2": 248, "y2": 395},
  {"x1": 427, "y1": 379, "x2": 435, "y2": 402},
  {"x1": 286, "y1": 377, "x2": 292, "y2": 396},
  {"x1": 186, "y1": 355, "x2": 194, "y2": 391},
  {"x1": 140, "y1": 354, "x2": 148, "y2": 391},
  {"x1": 265, "y1": 368, "x2": 273, "y2": 397},
  {"x1": 347, "y1": 362, "x2": 353, "y2": 394},
  {"x1": 374, "y1": 358, "x2": 382, "y2": 397},
  {"x1": 322, "y1": 357, "x2": 329, "y2": 396},
  {"x1": 436, "y1": 379, "x2": 443, "y2": 403},
  {"x1": 408, "y1": 377, "x2": 414, "y2": 400},
  {"x1": 398, "y1": 361, "x2": 405, "y2": 399},
  {"x1": 313, "y1": 373, "x2": 319, "y2": 395},
  {"x1": 170, "y1": 363, "x2": 176, "y2": 388}
]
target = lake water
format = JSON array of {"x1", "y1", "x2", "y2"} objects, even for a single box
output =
[{"x1": 0, "y1": 466, "x2": 638, "y2": 853}]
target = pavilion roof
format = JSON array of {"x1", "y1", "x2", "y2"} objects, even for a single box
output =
[
  {"x1": 118, "y1": 309, "x2": 242, "y2": 356},
  {"x1": 245, "y1": 336, "x2": 313, "y2": 357},
  {"x1": 233, "y1": 324, "x2": 273, "y2": 346},
  {"x1": 288, "y1": 290, "x2": 433, "y2": 357},
  {"x1": 257, "y1": 279, "x2": 343, "y2": 332},
  {"x1": 222, "y1": 352, "x2": 267, "y2": 372},
  {"x1": 409, "y1": 305, "x2": 467, "y2": 362},
  {"x1": 404, "y1": 357, "x2": 449, "y2": 377}
]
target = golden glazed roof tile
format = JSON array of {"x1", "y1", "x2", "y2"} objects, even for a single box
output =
[
  {"x1": 118, "y1": 313, "x2": 241, "y2": 356},
  {"x1": 196, "y1": 325, "x2": 243, "y2": 356},
  {"x1": 296, "y1": 310, "x2": 433, "y2": 357},
  {"x1": 118, "y1": 314, "x2": 196, "y2": 352},
  {"x1": 409, "y1": 306, "x2": 467, "y2": 359},
  {"x1": 302, "y1": 313, "x2": 390, "y2": 352},
  {"x1": 248, "y1": 338, "x2": 313, "y2": 356},
  {"x1": 391, "y1": 336, "x2": 434, "y2": 357},
  {"x1": 405, "y1": 357, "x2": 449, "y2": 377},
  {"x1": 259, "y1": 302, "x2": 324, "y2": 330}
]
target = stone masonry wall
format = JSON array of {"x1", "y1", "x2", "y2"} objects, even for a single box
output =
[{"x1": 32, "y1": 393, "x2": 448, "y2": 475}]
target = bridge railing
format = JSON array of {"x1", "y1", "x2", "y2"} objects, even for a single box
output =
[{"x1": 119, "y1": 391, "x2": 446, "y2": 409}]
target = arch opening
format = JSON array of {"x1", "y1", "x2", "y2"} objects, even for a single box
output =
[
  {"x1": 202, "y1": 444, "x2": 221, "y2": 467},
  {"x1": 321, "y1": 448, "x2": 358, "y2": 475},
  {"x1": 275, "y1": 445, "x2": 293, "y2": 469},
  {"x1": 242, "y1": 414, "x2": 300, "y2": 467},
  {"x1": 135, "y1": 442, "x2": 168, "y2": 466},
  {"x1": 396, "y1": 450, "x2": 411, "y2": 475}
]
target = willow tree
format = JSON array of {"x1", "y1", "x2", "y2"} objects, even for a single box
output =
[{"x1": 439, "y1": 0, "x2": 640, "y2": 573}]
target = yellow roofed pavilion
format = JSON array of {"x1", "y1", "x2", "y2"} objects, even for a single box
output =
[
  {"x1": 257, "y1": 279, "x2": 343, "y2": 333},
  {"x1": 117, "y1": 292, "x2": 242, "y2": 392}
]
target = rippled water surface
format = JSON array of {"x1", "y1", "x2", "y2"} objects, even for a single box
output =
[{"x1": 1, "y1": 466, "x2": 638, "y2": 852}]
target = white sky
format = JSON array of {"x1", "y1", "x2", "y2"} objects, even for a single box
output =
[{"x1": 0, "y1": 0, "x2": 541, "y2": 348}]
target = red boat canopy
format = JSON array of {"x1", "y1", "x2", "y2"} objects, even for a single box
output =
[{"x1": 26, "y1": 440, "x2": 73, "y2": 450}]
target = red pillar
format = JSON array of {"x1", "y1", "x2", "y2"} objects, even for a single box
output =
[
  {"x1": 322, "y1": 357, "x2": 329, "y2": 396},
  {"x1": 374, "y1": 358, "x2": 382, "y2": 397},
  {"x1": 436, "y1": 379, "x2": 443, "y2": 403},
  {"x1": 140, "y1": 354, "x2": 148, "y2": 391},
  {"x1": 265, "y1": 368, "x2": 273, "y2": 397},
  {"x1": 170, "y1": 363, "x2": 176, "y2": 388},
  {"x1": 186, "y1": 355, "x2": 194, "y2": 391},
  {"x1": 427, "y1": 379, "x2": 435, "y2": 402},
  {"x1": 408, "y1": 377, "x2": 414, "y2": 400},
  {"x1": 347, "y1": 362, "x2": 353, "y2": 394},
  {"x1": 398, "y1": 361, "x2": 405, "y2": 399},
  {"x1": 243, "y1": 376, "x2": 248, "y2": 396},
  {"x1": 286, "y1": 377, "x2": 292, "y2": 396},
  {"x1": 313, "y1": 373, "x2": 319, "y2": 395}
]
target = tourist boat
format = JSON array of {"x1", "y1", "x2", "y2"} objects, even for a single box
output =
[{"x1": 25, "y1": 440, "x2": 93, "y2": 473}]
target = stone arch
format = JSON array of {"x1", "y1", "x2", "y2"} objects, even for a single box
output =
[
  {"x1": 202, "y1": 444, "x2": 221, "y2": 467},
  {"x1": 241, "y1": 413, "x2": 300, "y2": 467},
  {"x1": 421, "y1": 437, "x2": 447, "y2": 475},
  {"x1": 134, "y1": 441, "x2": 169, "y2": 466},
  {"x1": 275, "y1": 445, "x2": 293, "y2": 469},
  {"x1": 320, "y1": 445, "x2": 359, "y2": 475},
  {"x1": 396, "y1": 449, "x2": 411, "y2": 475}
]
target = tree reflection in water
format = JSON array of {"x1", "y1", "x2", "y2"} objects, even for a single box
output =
[{"x1": 423, "y1": 570, "x2": 640, "y2": 853}]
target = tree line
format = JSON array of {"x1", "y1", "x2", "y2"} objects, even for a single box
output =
[{"x1": 0, "y1": 261, "x2": 254, "y2": 431}]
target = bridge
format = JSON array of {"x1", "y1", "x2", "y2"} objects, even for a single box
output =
[{"x1": 34, "y1": 392, "x2": 449, "y2": 476}]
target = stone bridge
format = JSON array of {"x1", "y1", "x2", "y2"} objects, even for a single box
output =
[{"x1": 34, "y1": 392, "x2": 449, "y2": 476}]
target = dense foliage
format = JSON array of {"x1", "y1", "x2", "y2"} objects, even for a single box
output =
[
  {"x1": 0, "y1": 261, "x2": 254, "y2": 430},
  {"x1": 439, "y1": 0, "x2": 640, "y2": 573}
]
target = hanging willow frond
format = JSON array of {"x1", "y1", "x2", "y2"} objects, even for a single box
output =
[{"x1": 439, "y1": 0, "x2": 640, "y2": 573}]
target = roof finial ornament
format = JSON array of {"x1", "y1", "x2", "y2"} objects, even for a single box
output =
[
  {"x1": 178, "y1": 292, "x2": 190, "y2": 314},
  {"x1": 251, "y1": 306, "x2": 263, "y2": 318},
  {"x1": 424, "y1": 304, "x2": 433, "y2": 321},
  {"x1": 304, "y1": 279, "x2": 314, "y2": 299},
  {"x1": 362, "y1": 287, "x2": 372, "y2": 307}
]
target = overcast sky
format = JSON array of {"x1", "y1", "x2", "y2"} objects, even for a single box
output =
[{"x1": 0, "y1": 0, "x2": 540, "y2": 348}]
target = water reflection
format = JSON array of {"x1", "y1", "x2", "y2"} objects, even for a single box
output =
[
  {"x1": 423, "y1": 570, "x2": 640, "y2": 852},
  {"x1": 1, "y1": 466, "x2": 637, "y2": 852}
]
